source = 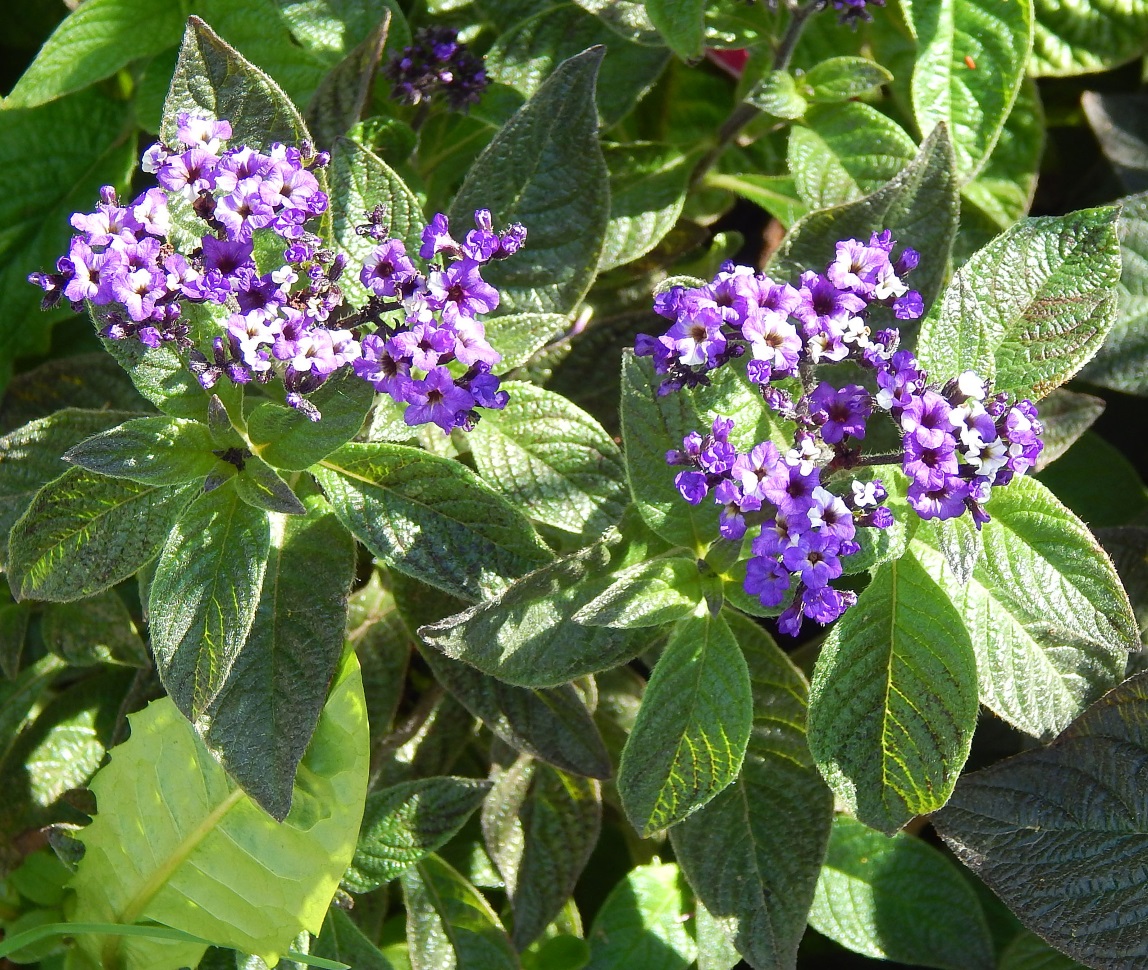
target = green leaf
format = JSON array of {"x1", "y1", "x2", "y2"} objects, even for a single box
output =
[
  {"x1": 0, "y1": 353, "x2": 145, "y2": 433},
  {"x1": 8, "y1": 469, "x2": 195, "y2": 603},
  {"x1": 482, "y1": 755, "x2": 600, "y2": 948},
  {"x1": 809, "y1": 816, "x2": 994, "y2": 970},
  {"x1": 0, "y1": 89, "x2": 136, "y2": 379},
  {"x1": 449, "y1": 47, "x2": 609, "y2": 316},
  {"x1": 913, "y1": 474, "x2": 1136, "y2": 738},
  {"x1": 569, "y1": 0, "x2": 661, "y2": 46},
  {"x1": 0, "y1": 408, "x2": 142, "y2": 571},
  {"x1": 903, "y1": 0, "x2": 1032, "y2": 182},
  {"x1": 347, "y1": 572, "x2": 412, "y2": 736},
  {"x1": 5, "y1": 0, "x2": 183, "y2": 108},
  {"x1": 276, "y1": 0, "x2": 410, "y2": 64},
  {"x1": 998, "y1": 932, "x2": 1088, "y2": 970},
  {"x1": 196, "y1": 489, "x2": 355, "y2": 820},
  {"x1": 68, "y1": 652, "x2": 368, "y2": 970},
  {"x1": 418, "y1": 645, "x2": 612, "y2": 780},
  {"x1": 768, "y1": 125, "x2": 959, "y2": 321},
  {"x1": 482, "y1": 312, "x2": 571, "y2": 370},
  {"x1": 620, "y1": 350, "x2": 781, "y2": 551},
  {"x1": 400, "y1": 854, "x2": 519, "y2": 970},
  {"x1": 1031, "y1": 388, "x2": 1105, "y2": 471},
  {"x1": 1097, "y1": 525, "x2": 1148, "y2": 649},
  {"x1": 745, "y1": 70, "x2": 808, "y2": 120},
  {"x1": 933, "y1": 670, "x2": 1148, "y2": 968},
  {"x1": 304, "y1": 13, "x2": 392, "y2": 151},
  {"x1": 842, "y1": 465, "x2": 918, "y2": 575},
  {"x1": 326, "y1": 137, "x2": 424, "y2": 309},
  {"x1": 789, "y1": 102, "x2": 917, "y2": 210},
  {"x1": 585, "y1": 863, "x2": 697, "y2": 970},
  {"x1": 0, "y1": 601, "x2": 30, "y2": 678},
  {"x1": 705, "y1": 172, "x2": 809, "y2": 229},
  {"x1": 149, "y1": 482, "x2": 271, "y2": 720},
  {"x1": 917, "y1": 207, "x2": 1123, "y2": 400},
  {"x1": 315, "y1": 442, "x2": 552, "y2": 601},
  {"x1": 803, "y1": 56, "x2": 893, "y2": 102},
  {"x1": 468, "y1": 381, "x2": 626, "y2": 540},
  {"x1": 62, "y1": 416, "x2": 217, "y2": 486},
  {"x1": 1029, "y1": 0, "x2": 1148, "y2": 76},
  {"x1": 645, "y1": 0, "x2": 704, "y2": 60},
  {"x1": 573, "y1": 556, "x2": 703, "y2": 628},
  {"x1": 618, "y1": 613, "x2": 751, "y2": 835},
  {"x1": 670, "y1": 611, "x2": 831, "y2": 970},
  {"x1": 1037, "y1": 430, "x2": 1148, "y2": 528},
  {"x1": 419, "y1": 534, "x2": 658, "y2": 688},
  {"x1": 485, "y1": 3, "x2": 668, "y2": 128},
  {"x1": 807, "y1": 547, "x2": 979, "y2": 833},
  {"x1": 42, "y1": 588, "x2": 146, "y2": 668},
  {"x1": 346, "y1": 776, "x2": 492, "y2": 893},
  {"x1": 1082, "y1": 191, "x2": 1148, "y2": 395},
  {"x1": 233, "y1": 454, "x2": 307, "y2": 516},
  {"x1": 315, "y1": 908, "x2": 395, "y2": 970},
  {"x1": 600, "y1": 142, "x2": 692, "y2": 272},
  {"x1": 1083, "y1": 91, "x2": 1148, "y2": 194}
]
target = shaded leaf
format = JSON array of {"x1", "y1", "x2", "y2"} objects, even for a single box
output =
[
  {"x1": 998, "y1": 932, "x2": 1087, "y2": 970},
  {"x1": 63, "y1": 416, "x2": 217, "y2": 486},
  {"x1": 315, "y1": 908, "x2": 395, "y2": 970},
  {"x1": 304, "y1": 13, "x2": 391, "y2": 151},
  {"x1": 1037, "y1": 430, "x2": 1148, "y2": 528},
  {"x1": 42, "y1": 588, "x2": 146, "y2": 668},
  {"x1": 234, "y1": 454, "x2": 307, "y2": 516},
  {"x1": 601, "y1": 143, "x2": 692, "y2": 272},
  {"x1": 646, "y1": 0, "x2": 704, "y2": 61},
  {"x1": 0, "y1": 354, "x2": 146, "y2": 433},
  {"x1": 1031, "y1": 388, "x2": 1106, "y2": 471},
  {"x1": 585, "y1": 863, "x2": 697, "y2": 970},
  {"x1": 1029, "y1": 0, "x2": 1148, "y2": 76},
  {"x1": 1096, "y1": 525, "x2": 1148, "y2": 649},
  {"x1": 573, "y1": 555, "x2": 703, "y2": 628}
]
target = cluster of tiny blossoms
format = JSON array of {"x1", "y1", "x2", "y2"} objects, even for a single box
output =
[
  {"x1": 30, "y1": 114, "x2": 524, "y2": 430},
  {"x1": 636, "y1": 232, "x2": 1042, "y2": 636},
  {"x1": 384, "y1": 26, "x2": 488, "y2": 111}
]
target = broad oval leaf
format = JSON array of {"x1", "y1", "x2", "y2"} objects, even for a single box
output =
[
  {"x1": 917, "y1": 207, "x2": 1123, "y2": 400},
  {"x1": 912, "y1": 475, "x2": 1136, "y2": 738},
  {"x1": 807, "y1": 547, "x2": 979, "y2": 833},
  {"x1": 468, "y1": 381, "x2": 626, "y2": 540},
  {"x1": 449, "y1": 47, "x2": 609, "y2": 316},
  {"x1": 42, "y1": 588, "x2": 146, "y2": 668},
  {"x1": 618, "y1": 613, "x2": 752, "y2": 836},
  {"x1": 572, "y1": 555, "x2": 703, "y2": 628},
  {"x1": 803, "y1": 56, "x2": 893, "y2": 102},
  {"x1": 68, "y1": 652, "x2": 369, "y2": 970},
  {"x1": 0, "y1": 353, "x2": 144, "y2": 433},
  {"x1": 933, "y1": 671, "x2": 1148, "y2": 967},
  {"x1": 1029, "y1": 0, "x2": 1148, "y2": 76},
  {"x1": 315, "y1": 908, "x2": 396, "y2": 970},
  {"x1": 233, "y1": 454, "x2": 307, "y2": 516},
  {"x1": 314, "y1": 442, "x2": 552, "y2": 602},
  {"x1": 601, "y1": 142, "x2": 692, "y2": 272},
  {"x1": 585, "y1": 863, "x2": 697, "y2": 970},
  {"x1": 1032, "y1": 387, "x2": 1106, "y2": 471},
  {"x1": 809, "y1": 816, "x2": 994, "y2": 970},
  {"x1": 482, "y1": 312, "x2": 571, "y2": 370},
  {"x1": 646, "y1": 0, "x2": 704, "y2": 60},
  {"x1": 671, "y1": 611, "x2": 832, "y2": 970},
  {"x1": 63, "y1": 416, "x2": 217, "y2": 486},
  {"x1": 8, "y1": 469, "x2": 195, "y2": 603},
  {"x1": 999, "y1": 931, "x2": 1088, "y2": 970}
]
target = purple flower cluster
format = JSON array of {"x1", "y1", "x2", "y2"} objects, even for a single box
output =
[
  {"x1": 31, "y1": 115, "x2": 525, "y2": 430},
  {"x1": 384, "y1": 27, "x2": 488, "y2": 111},
  {"x1": 833, "y1": 0, "x2": 886, "y2": 26},
  {"x1": 638, "y1": 233, "x2": 1043, "y2": 635}
]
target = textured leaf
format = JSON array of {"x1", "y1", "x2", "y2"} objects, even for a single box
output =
[
  {"x1": 469, "y1": 381, "x2": 626, "y2": 540},
  {"x1": 585, "y1": 863, "x2": 697, "y2": 970},
  {"x1": 769, "y1": 125, "x2": 959, "y2": 320},
  {"x1": 1029, "y1": 0, "x2": 1148, "y2": 76},
  {"x1": 99, "y1": 335, "x2": 213, "y2": 422},
  {"x1": 809, "y1": 816, "x2": 993, "y2": 970},
  {"x1": 706, "y1": 173, "x2": 809, "y2": 229},
  {"x1": 745, "y1": 70, "x2": 808, "y2": 120},
  {"x1": 315, "y1": 442, "x2": 551, "y2": 602},
  {"x1": 482, "y1": 755, "x2": 601, "y2": 948},
  {"x1": 1082, "y1": 91, "x2": 1148, "y2": 194},
  {"x1": 671, "y1": 611, "x2": 831, "y2": 970},
  {"x1": 401, "y1": 854, "x2": 520, "y2": 970},
  {"x1": 618, "y1": 613, "x2": 752, "y2": 836},
  {"x1": 449, "y1": 48, "x2": 609, "y2": 316},
  {"x1": 326, "y1": 137, "x2": 424, "y2": 309},
  {"x1": 276, "y1": 0, "x2": 409, "y2": 63},
  {"x1": 42, "y1": 588, "x2": 146, "y2": 668},
  {"x1": 8, "y1": 469, "x2": 195, "y2": 603},
  {"x1": 149, "y1": 482, "x2": 271, "y2": 721},
  {"x1": 803, "y1": 56, "x2": 893, "y2": 102},
  {"x1": 6, "y1": 0, "x2": 184, "y2": 108},
  {"x1": 1031, "y1": 388, "x2": 1105, "y2": 471},
  {"x1": 485, "y1": 3, "x2": 668, "y2": 127},
  {"x1": 1037, "y1": 430, "x2": 1148, "y2": 528},
  {"x1": 600, "y1": 143, "x2": 691, "y2": 272},
  {"x1": 419, "y1": 645, "x2": 611, "y2": 780},
  {"x1": 646, "y1": 0, "x2": 704, "y2": 60},
  {"x1": 933, "y1": 671, "x2": 1148, "y2": 968},
  {"x1": 917, "y1": 208, "x2": 1123, "y2": 400},
  {"x1": 63, "y1": 416, "x2": 217, "y2": 486},
  {"x1": 304, "y1": 13, "x2": 391, "y2": 151},
  {"x1": 482, "y1": 312, "x2": 571, "y2": 370},
  {"x1": 347, "y1": 776, "x2": 492, "y2": 892},
  {"x1": 0, "y1": 601, "x2": 30, "y2": 678},
  {"x1": 68, "y1": 652, "x2": 368, "y2": 970},
  {"x1": 233, "y1": 454, "x2": 307, "y2": 516},
  {"x1": 998, "y1": 932, "x2": 1088, "y2": 970},
  {"x1": 904, "y1": 0, "x2": 1032, "y2": 182},
  {"x1": 0, "y1": 353, "x2": 145, "y2": 433},
  {"x1": 573, "y1": 556, "x2": 703, "y2": 628},
  {"x1": 808, "y1": 547, "x2": 979, "y2": 833},
  {"x1": 789, "y1": 102, "x2": 917, "y2": 210},
  {"x1": 569, "y1": 0, "x2": 660, "y2": 45}
]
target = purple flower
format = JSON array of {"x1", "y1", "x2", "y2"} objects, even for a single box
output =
[
  {"x1": 385, "y1": 26, "x2": 488, "y2": 111},
  {"x1": 404, "y1": 366, "x2": 475, "y2": 432},
  {"x1": 714, "y1": 479, "x2": 761, "y2": 541},
  {"x1": 808, "y1": 382, "x2": 872, "y2": 444},
  {"x1": 762, "y1": 459, "x2": 820, "y2": 516},
  {"x1": 875, "y1": 350, "x2": 924, "y2": 411},
  {"x1": 665, "y1": 313, "x2": 727, "y2": 369},
  {"x1": 900, "y1": 390, "x2": 953, "y2": 449},
  {"x1": 893, "y1": 291, "x2": 924, "y2": 319},
  {"x1": 355, "y1": 333, "x2": 412, "y2": 398},
  {"x1": 743, "y1": 309, "x2": 801, "y2": 374},
  {"x1": 801, "y1": 586, "x2": 857, "y2": 625},
  {"x1": 793, "y1": 271, "x2": 866, "y2": 332},
  {"x1": 674, "y1": 470, "x2": 709, "y2": 505},
  {"x1": 906, "y1": 475, "x2": 971, "y2": 520},
  {"x1": 389, "y1": 322, "x2": 455, "y2": 372},
  {"x1": 827, "y1": 238, "x2": 891, "y2": 297},
  {"x1": 176, "y1": 113, "x2": 232, "y2": 151},
  {"x1": 808, "y1": 487, "x2": 856, "y2": 544},
  {"x1": 426, "y1": 258, "x2": 499, "y2": 323},
  {"x1": 782, "y1": 532, "x2": 843, "y2": 589},
  {"x1": 903, "y1": 435, "x2": 960, "y2": 489},
  {"x1": 745, "y1": 555, "x2": 790, "y2": 608}
]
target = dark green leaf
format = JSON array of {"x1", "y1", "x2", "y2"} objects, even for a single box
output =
[
  {"x1": 803, "y1": 56, "x2": 893, "y2": 102},
  {"x1": 8, "y1": 470, "x2": 195, "y2": 603},
  {"x1": 917, "y1": 208, "x2": 1123, "y2": 400},
  {"x1": 315, "y1": 442, "x2": 551, "y2": 601},
  {"x1": 745, "y1": 70, "x2": 807, "y2": 120},
  {"x1": 0, "y1": 354, "x2": 146, "y2": 433},
  {"x1": 705, "y1": 173, "x2": 809, "y2": 229},
  {"x1": 304, "y1": 13, "x2": 391, "y2": 151},
  {"x1": 809, "y1": 816, "x2": 994, "y2": 970},
  {"x1": 573, "y1": 556, "x2": 703, "y2": 628},
  {"x1": 523, "y1": 934, "x2": 590, "y2": 970},
  {"x1": 1029, "y1": 0, "x2": 1148, "y2": 76},
  {"x1": 933, "y1": 671, "x2": 1148, "y2": 968},
  {"x1": 234, "y1": 454, "x2": 307, "y2": 516},
  {"x1": 482, "y1": 755, "x2": 601, "y2": 948},
  {"x1": 347, "y1": 776, "x2": 492, "y2": 892},
  {"x1": 671, "y1": 611, "x2": 831, "y2": 970},
  {"x1": 1032, "y1": 388, "x2": 1105, "y2": 471},
  {"x1": 419, "y1": 645, "x2": 612, "y2": 780},
  {"x1": 842, "y1": 465, "x2": 918, "y2": 575},
  {"x1": 618, "y1": 613, "x2": 751, "y2": 835},
  {"x1": 1097, "y1": 525, "x2": 1148, "y2": 649},
  {"x1": 646, "y1": 0, "x2": 703, "y2": 60},
  {"x1": 585, "y1": 863, "x2": 697, "y2": 970},
  {"x1": 1083, "y1": 91, "x2": 1148, "y2": 193},
  {"x1": 601, "y1": 143, "x2": 692, "y2": 272},
  {"x1": 998, "y1": 932, "x2": 1087, "y2": 970},
  {"x1": 347, "y1": 572, "x2": 412, "y2": 737},
  {"x1": 449, "y1": 47, "x2": 609, "y2": 316},
  {"x1": 149, "y1": 482, "x2": 271, "y2": 721},
  {"x1": 569, "y1": 0, "x2": 661, "y2": 46},
  {"x1": 276, "y1": 0, "x2": 410, "y2": 65},
  {"x1": 63, "y1": 416, "x2": 217, "y2": 486},
  {"x1": 0, "y1": 602, "x2": 30, "y2": 678},
  {"x1": 807, "y1": 547, "x2": 979, "y2": 833},
  {"x1": 1037, "y1": 431, "x2": 1148, "y2": 527},
  {"x1": 315, "y1": 908, "x2": 395, "y2": 970},
  {"x1": 768, "y1": 125, "x2": 959, "y2": 324},
  {"x1": 468, "y1": 381, "x2": 627, "y2": 540},
  {"x1": 42, "y1": 588, "x2": 147, "y2": 668}
]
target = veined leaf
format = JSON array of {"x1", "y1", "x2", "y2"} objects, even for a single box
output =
[
  {"x1": 573, "y1": 555, "x2": 703, "y2": 628},
  {"x1": 569, "y1": 0, "x2": 660, "y2": 46},
  {"x1": 482, "y1": 312, "x2": 571, "y2": 370},
  {"x1": 585, "y1": 863, "x2": 697, "y2": 970},
  {"x1": 0, "y1": 353, "x2": 144, "y2": 433},
  {"x1": 745, "y1": 70, "x2": 808, "y2": 120},
  {"x1": 933, "y1": 671, "x2": 1148, "y2": 967},
  {"x1": 234, "y1": 455, "x2": 307, "y2": 516},
  {"x1": 998, "y1": 931, "x2": 1089, "y2": 970},
  {"x1": 917, "y1": 207, "x2": 1123, "y2": 400},
  {"x1": 63, "y1": 416, "x2": 217, "y2": 486},
  {"x1": 646, "y1": 0, "x2": 704, "y2": 60},
  {"x1": 671, "y1": 611, "x2": 831, "y2": 970},
  {"x1": 803, "y1": 56, "x2": 893, "y2": 102},
  {"x1": 807, "y1": 547, "x2": 978, "y2": 833},
  {"x1": 68, "y1": 652, "x2": 369, "y2": 970},
  {"x1": 1032, "y1": 388, "x2": 1106, "y2": 471},
  {"x1": 601, "y1": 142, "x2": 692, "y2": 272},
  {"x1": 618, "y1": 613, "x2": 752, "y2": 835},
  {"x1": 42, "y1": 588, "x2": 146, "y2": 668},
  {"x1": 1029, "y1": 0, "x2": 1148, "y2": 76},
  {"x1": 315, "y1": 908, "x2": 396, "y2": 970}
]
